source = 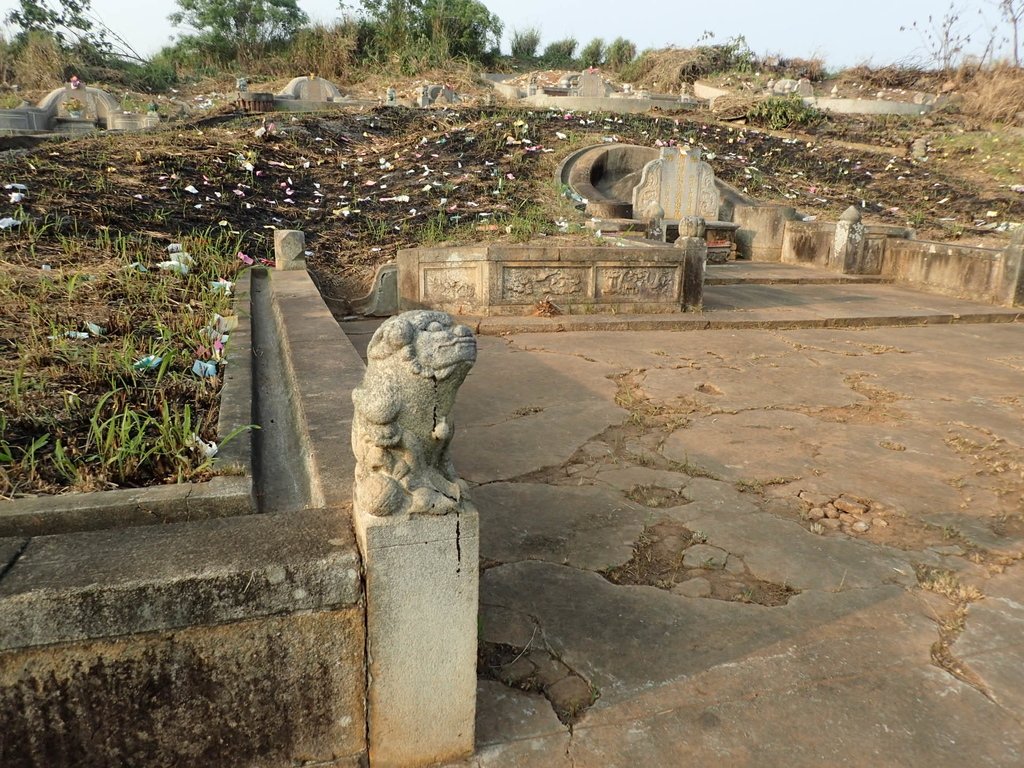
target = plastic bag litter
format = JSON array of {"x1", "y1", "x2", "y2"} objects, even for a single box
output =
[
  {"x1": 133, "y1": 355, "x2": 162, "y2": 371},
  {"x1": 192, "y1": 359, "x2": 218, "y2": 377}
]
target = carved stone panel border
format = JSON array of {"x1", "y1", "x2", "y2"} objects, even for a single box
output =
[
  {"x1": 499, "y1": 265, "x2": 591, "y2": 303},
  {"x1": 595, "y1": 266, "x2": 680, "y2": 301}
]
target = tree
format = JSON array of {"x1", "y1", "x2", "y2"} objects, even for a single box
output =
[
  {"x1": 995, "y1": 0, "x2": 1023, "y2": 65},
  {"x1": 418, "y1": 0, "x2": 502, "y2": 60},
  {"x1": 356, "y1": 0, "x2": 501, "y2": 63},
  {"x1": 579, "y1": 37, "x2": 604, "y2": 68},
  {"x1": 169, "y1": 0, "x2": 309, "y2": 64},
  {"x1": 5, "y1": 0, "x2": 105, "y2": 49},
  {"x1": 901, "y1": 3, "x2": 975, "y2": 71}
]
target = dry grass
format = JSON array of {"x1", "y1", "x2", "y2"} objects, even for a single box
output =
[
  {"x1": 12, "y1": 31, "x2": 65, "y2": 90},
  {"x1": 840, "y1": 63, "x2": 936, "y2": 91},
  {"x1": 621, "y1": 45, "x2": 751, "y2": 90},
  {"x1": 274, "y1": 22, "x2": 359, "y2": 81},
  {"x1": 960, "y1": 65, "x2": 1024, "y2": 125}
]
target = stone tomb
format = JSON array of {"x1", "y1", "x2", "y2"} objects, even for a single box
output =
[
  {"x1": 276, "y1": 75, "x2": 344, "y2": 102},
  {"x1": 0, "y1": 85, "x2": 159, "y2": 134},
  {"x1": 558, "y1": 144, "x2": 745, "y2": 261},
  {"x1": 632, "y1": 146, "x2": 720, "y2": 223},
  {"x1": 577, "y1": 69, "x2": 610, "y2": 98}
]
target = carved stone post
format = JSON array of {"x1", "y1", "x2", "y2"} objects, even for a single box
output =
[
  {"x1": 833, "y1": 205, "x2": 867, "y2": 274},
  {"x1": 1002, "y1": 227, "x2": 1024, "y2": 307},
  {"x1": 274, "y1": 229, "x2": 306, "y2": 271},
  {"x1": 677, "y1": 216, "x2": 707, "y2": 311},
  {"x1": 351, "y1": 310, "x2": 478, "y2": 767}
]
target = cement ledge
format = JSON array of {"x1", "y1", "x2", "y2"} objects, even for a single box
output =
[
  {"x1": 467, "y1": 311, "x2": 1023, "y2": 335},
  {"x1": 0, "y1": 475, "x2": 252, "y2": 538},
  {"x1": 268, "y1": 269, "x2": 365, "y2": 510},
  {"x1": 0, "y1": 507, "x2": 362, "y2": 651}
]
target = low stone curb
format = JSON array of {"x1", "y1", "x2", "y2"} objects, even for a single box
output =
[
  {"x1": 0, "y1": 507, "x2": 361, "y2": 651},
  {"x1": 469, "y1": 310, "x2": 1022, "y2": 336}
]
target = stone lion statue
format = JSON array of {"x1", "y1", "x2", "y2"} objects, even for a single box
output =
[{"x1": 352, "y1": 310, "x2": 477, "y2": 517}]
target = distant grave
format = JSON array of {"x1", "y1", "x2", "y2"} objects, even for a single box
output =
[{"x1": 0, "y1": 83, "x2": 159, "y2": 135}]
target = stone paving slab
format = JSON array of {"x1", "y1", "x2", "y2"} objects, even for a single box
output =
[{"x1": 445, "y1": 319, "x2": 1024, "y2": 767}]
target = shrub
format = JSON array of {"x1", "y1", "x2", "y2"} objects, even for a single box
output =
[
  {"x1": 510, "y1": 26, "x2": 541, "y2": 60},
  {"x1": 542, "y1": 37, "x2": 577, "y2": 68},
  {"x1": 746, "y1": 96, "x2": 823, "y2": 130},
  {"x1": 12, "y1": 30, "x2": 65, "y2": 89},
  {"x1": 605, "y1": 37, "x2": 636, "y2": 71}
]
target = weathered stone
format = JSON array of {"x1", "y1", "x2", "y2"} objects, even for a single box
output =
[
  {"x1": 276, "y1": 75, "x2": 343, "y2": 102},
  {"x1": 475, "y1": 681, "x2": 565, "y2": 748},
  {"x1": 820, "y1": 517, "x2": 842, "y2": 529},
  {"x1": 352, "y1": 310, "x2": 476, "y2": 518},
  {"x1": 672, "y1": 576, "x2": 713, "y2": 597},
  {"x1": 497, "y1": 656, "x2": 537, "y2": 686},
  {"x1": 799, "y1": 491, "x2": 832, "y2": 507},
  {"x1": 274, "y1": 229, "x2": 306, "y2": 270},
  {"x1": 527, "y1": 650, "x2": 571, "y2": 687},
  {"x1": 851, "y1": 520, "x2": 871, "y2": 533},
  {"x1": 724, "y1": 556, "x2": 746, "y2": 574},
  {"x1": 682, "y1": 544, "x2": 728, "y2": 569},
  {"x1": 834, "y1": 497, "x2": 869, "y2": 515},
  {"x1": 0, "y1": 610, "x2": 366, "y2": 768},
  {"x1": 351, "y1": 311, "x2": 479, "y2": 767},
  {"x1": 577, "y1": 70, "x2": 608, "y2": 98},
  {"x1": 632, "y1": 147, "x2": 720, "y2": 223},
  {"x1": 824, "y1": 506, "x2": 841, "y2": 519},
  {"x1": 471, "y1": 483, "x2": 648, "y2": 572},
  {"x1": 545, "y1": 675, "x2": 593, "y2": 713},
  {"x1": 806, "y1": 507, "x2": 826, "y2": 521}
]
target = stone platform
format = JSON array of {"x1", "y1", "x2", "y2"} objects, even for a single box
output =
[
  {"x1": 437, "y1": 316, "x2": 1024, "y2": 767},
  {"x1": 339, "y1": 262, "x2": 1023, "y2": 767}
]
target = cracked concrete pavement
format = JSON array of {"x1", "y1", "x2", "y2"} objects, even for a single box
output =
[{"x1": 445, "y1": 320, "x2": 1024, "y2": 767}]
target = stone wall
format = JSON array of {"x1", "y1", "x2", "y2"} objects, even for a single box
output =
[
  {"x1": 781, "y1": 220, "x2": 836, "y2": 267},
  {"x1": 398, "y1": 242, "x2": 706, "y2": 315},
  {"x1": 881, "y1": 239, "x2": 1020, "y2": 305},
  {"x1": 0, "y1": 509, "x2": 367, "y2": 768},
  {"x1": 0, "y1": 267, "x2": 370, "y2": 767}
]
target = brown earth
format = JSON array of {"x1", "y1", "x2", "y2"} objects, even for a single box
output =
[{"x1": 1, "y1": 98, "x2": 1021, "y2": 494}]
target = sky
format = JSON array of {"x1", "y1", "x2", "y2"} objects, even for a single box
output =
[{"x1": 7, "y1": 0, "x2": 1014, "y2": 69}]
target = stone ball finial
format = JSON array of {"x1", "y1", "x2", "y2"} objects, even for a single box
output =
[
  {"x1": 679, "y1": 216, "x2": 707, "y2": 239},
  {"x1": 840, "y1": 205, "x2": 862, "y2": 223},
  {"x1": 642, "y1": 201, "x2": 664, "y2": 223},
  {"x1": 352, "y1": 311, "x2": 477, "y2": 517}
]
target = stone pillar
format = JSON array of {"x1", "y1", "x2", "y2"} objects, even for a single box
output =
[
  {"x1": 1001, "y1": 227, "x2": 1024, "y2": 307},
  {"x1": 833, "y1": 205, "x2": 866, "y2": 273},
  {"x1": 733, "y1": 204, "x2": 798, "y2": 261},
  {"x1": 676, "y1": 216, "x2": 707, "y2": 311},
  {"x1": 274, "y1": 229, "x2": 306, "y2": 271},
  {"x1": 351, "y1": 311, "x2": 479, "y2": 768}
]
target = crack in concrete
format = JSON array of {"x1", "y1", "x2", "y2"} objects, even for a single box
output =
[{"x1": 0, "y1": 537, "x2": 30, "y2": 584}]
